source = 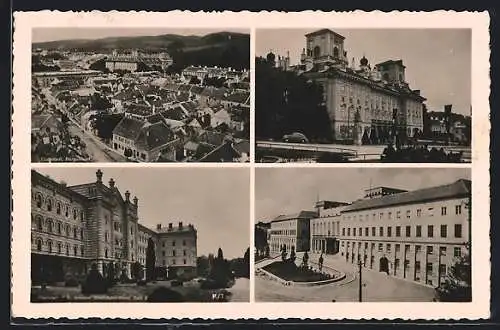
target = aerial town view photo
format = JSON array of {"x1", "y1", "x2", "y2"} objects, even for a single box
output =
[
  {"x1": 30, "y1": 167, "x2": 250, "y2": 302},
  {"x1": 255, "y1": 29, "x2": 471, "y2": 163},
  {"x1": 255, "y1": 167, "x2": 471, "y2": 302},
  {"x1": 31, "y1": 28, "x2": 250, "y2": 162}
]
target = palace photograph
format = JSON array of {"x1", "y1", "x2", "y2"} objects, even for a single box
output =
[
  {"x1": 31, "y1": 167, "x2": 250, "y2": 302},
  {"x1": 255, "y1": 28, "x2": 472, "y2": 163},
  {"x1": 31, "y1": 28, "x2": 250, "y2": 163},
  {"x1": 255, "y1": 167, "x2": 471, "y2": 302}
]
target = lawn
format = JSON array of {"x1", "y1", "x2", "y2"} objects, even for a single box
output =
[
  {"x1": 262, "y1": 261, "x2": 332, "y2": 282},
  {"x1": 31, "y1": 280, "x2": 234, "y2": 302}
]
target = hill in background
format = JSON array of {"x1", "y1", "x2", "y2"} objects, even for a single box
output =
[{"x1": 33, "y1": 31, "x2": 250, "y2": 71}]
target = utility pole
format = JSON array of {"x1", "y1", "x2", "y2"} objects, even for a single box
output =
[{"x1": 358, "y1": 260, "x2": 362, "y2": 302}]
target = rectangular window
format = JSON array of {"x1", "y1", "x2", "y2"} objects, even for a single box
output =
[
  {"x1": 415, "y1": 245, "x2": 421, "y2": 254},
  {"x1": 395, "y1": 244, "x2": 401, "y2": 253},
  {"x1": 428, "y1": 208, "x2": 434, "y2": 217},
  {"x1": 387, "y1": 227, "x2": 392, "y2": 237},
  {"x1": 396, "y1": 211, "x2": 401, "y2": 219},
  {"x1": 372, "y1": 227, "x2": 376, "y2": 236},
  {"x1": 427, "y1": 246, "x2": 434, "y2": 255},
  {"x1": 454, "y1": 224, "x2": 463, "y2": 238},
  {"x1": 415, "y1": 261, "x2": 421, "y2": 272},
  {"x1": 358, "y1": 228, "x2": 362, "y2": 236},
  {"x1": 347, "y1": 228, "x2": 351, "y2": 236},
  {"x1": 454, "y1": 247, "x2": 462, "y2": 257},
  {"x1": 427, "y1": 225, "x2": 434, "y2": 238},
  {"x1": 173, "y1": 250, "x2": 176, "y2": 257},
  {"x1": 441, "y1": 206, "x2": 447, "y2": 216},
  {"x1": 440, "y1": 225, "x2": 447, "y2": 238},
  {"x1": 379, "y1": 227, "x2": 384, "y2": 237},
  {"x1": 386, "y1": 244, "x2": 391, "y2": 252},
  {"x1": 456, "y1": 205, "x2": 462, "y2": 215},
  {"x1": 365, "y1": 227, "x2": 369, "y2": 236},
  {"x1": 426, "y1": 262, "x2": 433, "y2": 275},
  {"x1": 417, "y1": 209, "x2": 422, "y2": 217},
  {"x1": 405, "y1": 244, "x2": 410, "y2": 253},
  {"x1": 396, "y1": 226, "x2": 401, "y2": 237},
  {"x1": 342, "y1": 228, "x2": 345, "y2": 236},
  {"x1": 172, "y1": 240, "x2": 176, "y2": 246},
  {"x1": 378, "y1": 243, "x2": 383, "y2": 252},
  {"x1": 379, "y1": 213, "x2": 383, "y2": 220},
  {"x1": 440, "y1": 246, "x2": 447, "y2": 256},
  {"x1": 439, "y1": 264, "x2": 447, "y2": 275},
  {"x1": 406, "y1": 210, "x2": 411, "y2": 219},
  {"x1": 416, "y1": 225, "x2": 422, "y2": 237},
  {"x1": 388, "y1": 212, "x2": 392, "y2": 220},
  {"x1": 405, "y1": 226, "x2": 411, "y2": 237}
]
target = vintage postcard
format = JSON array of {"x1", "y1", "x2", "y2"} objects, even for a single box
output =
[{"x1": 12, "y1": 10, "x2": 490, "y2": 320}]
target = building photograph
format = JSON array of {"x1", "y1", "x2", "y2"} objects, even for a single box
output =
[
  {"x1": 31, "y1": 167, "x2": 250, "y2": 302},
  {"x1": 31, "y1": 28, "x2": 250, "y2": 163},
  {"x1": 255, "y1": 167, "x2": 471, "y2": 302},
  {"x1": 255, "y1": 28, "x2": 471, "y2": 163}
]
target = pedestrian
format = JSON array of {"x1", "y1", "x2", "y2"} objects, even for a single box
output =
[{"x1": 319, "y1": 253, "x2": 324, "y2": 272}]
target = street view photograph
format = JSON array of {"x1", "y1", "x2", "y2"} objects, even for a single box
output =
[
  {"x1": 31, "y1": 167, "x2": 250, "y2": 302},
  {"x1": 255, "y1": 28, "x2": 472, "y2": 163},
  {"x1": 31, "y1": 28, "x2": 250, "y2": 162},
  {"x1": 255, "y1": 167, "x2": 471, "y2": 302}
]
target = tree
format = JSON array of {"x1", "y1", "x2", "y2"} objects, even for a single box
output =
[
  {"x1": 243, "y1": 247, "x2": 250, "y2": 278},
  {"x1": 217, "y1": 247, "x2": 224, "y2": 260},
  {"x1": 281, "y1": 245, "x2": 287, "y2": 262},
  {"x1": 255, "y1": 56, "x2": 332, "y2": 142},
  {"x1": 146, "y1": 238, "x2": 156, "y2": 281},
  {"x1": 131, "y1": 261, "x2": 143, "y2": 281},
  {"x1": 196, "y1": 256, "x2": 210, "y2": 277},
  {"x1": 189, "y1": 76, "x2": 201, "y2": 85},
  {"x1": 436, "y1": 247, "x2": 471, "y2": 301},
  {"x1": 289, "y1": 246, "x2": 296, "y2": 264}
]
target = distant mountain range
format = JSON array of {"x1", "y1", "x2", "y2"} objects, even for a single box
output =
[
  {"x1": 33, "y1": 32, "x2": 250, "y2": 70},
  {"x1": 32, "y1": 32, "x2": 249, "y2": 52}
]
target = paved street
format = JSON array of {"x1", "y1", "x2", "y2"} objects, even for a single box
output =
[
  {"x1": 255, "y1": 253, "x2": 436, "y2": 302},
  {"x1": 67, "y1": 123, "x2": 128, "y2": 162},
  {"x1": 228, "y1": 278, "x2": 250, "y2": 302}
]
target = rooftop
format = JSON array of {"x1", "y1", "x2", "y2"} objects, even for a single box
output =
[
  {"x1": 272, "y1": 210, "x2": 319, "y2": 223},
  {"x1": 343, "y1": 179, "x2": 471, "y2": 213},
  {"x1": 305, "y1": 29, "x2": 345, "y2": 40}
]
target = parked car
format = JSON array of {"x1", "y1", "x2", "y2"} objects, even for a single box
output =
[
  {"x1": 282, "y1": 132, "x2": 309, "y2": 143},
  {"x1": 260, "y1": 156, "x2": 285, "y2": 163}
]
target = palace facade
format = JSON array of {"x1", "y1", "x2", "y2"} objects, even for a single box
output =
[
  {"x1": 268, "y1": 211, "x2": 318, "y2": 254},
  {"x1": 31, "y1": 169, "x2": 197, "y2": 285},
  {"x1": 274, "y1": 29, "x2": 426, "y2": 145}
]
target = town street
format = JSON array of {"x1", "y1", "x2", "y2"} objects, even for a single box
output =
[
  {"x1": 67, "y1": 122, "x2": 128, "y2": 162},
  {"x1": 255, "y1": 253, "x2": 436, "y2": 302}
]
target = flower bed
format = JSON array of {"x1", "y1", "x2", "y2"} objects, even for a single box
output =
[{"x1": 262, "y1": 261, "x2": 332, "y2": 283}]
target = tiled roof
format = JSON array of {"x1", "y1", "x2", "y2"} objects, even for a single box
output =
[
  {"x1": 272, "y1": 211, "x2": 318, "y2": 222},
  {"x1": 146, "y1": 113, "x2": 165, "y2": 124},
  {"x1": 112, "y1": 117, "x2": 145, "y2": 140},
  {"x1": 198, "y1": 142, "x2": 241, "y2": 162},
  {"x1": 135, "y1": 122, "x2": 176, "y2": 151},
  {"x1": 162, "y1": 106, "x2": 187, "y2": 121},
  {"x1": 343, "y1": 179, "x2": 471, "y2": 213},
  {"x1": 198, "y1": 130, "x2": 227, "y2": 146},
  {"x1": 223, "y1": 91, "x2": 250, "y2": 104}
]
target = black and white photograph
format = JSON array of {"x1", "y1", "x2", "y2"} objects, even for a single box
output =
[
  {"x1": 255, "y1": 167, "x2": 471, "y2": 302},
  {"x1": 255, "y1": 29, "x2": 472, "y2": 163},
  {"x1": 30, "y1": 167, "x2": 250, "y2": 302},
  {"x1": 31, "y1": 28, "x2": 250, "y2": 163}
]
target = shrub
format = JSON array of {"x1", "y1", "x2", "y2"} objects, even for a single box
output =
[
  {"x1": 147, "y1": 287, "x2": 185, "y2": 302},
  {"x1": 65, "y1": 277, "x2": 80, "y2": 287},
  {"x1": 81, "y1": 264, "x2": 107, "y2": 295}
]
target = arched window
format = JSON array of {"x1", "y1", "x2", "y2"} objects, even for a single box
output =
[
  {"x1": 73, "y1": 245, "x2": 77, "y2": 256},
  {"x1": 105, "y1": 249, "x2": 108, "y2": 258},
  {"x1": 313, "y1": 46, "x2": 321, "y2": 59},
  {"x1": 80, "y1": 228, "x2": 84, "y2": 240},
  {"x1": 57, "y1": 242, "x2": 62, "y2": 254},
  {"x1": 66, "y1": 224, "x2": 70, "y2": 237},
  {"x1": 48, "y1": 240, "x2": 53, "y2": 253},
  {"x1": 56, "y1": 202, "x2": 61, "y2": 215},
  {"x1": 73, "y1": 209, "x2": 77, "y2": 220},
  {"x1": 66, "y1": 244, "x2": 69, "y2": 255},
  {"x1": 47, "y1": 219, "x2": 53, "y2": 233},
  {"x1": 36, "y1": 238, "x2": 42, "y2": 251},
  {"x1": 80, "y1": 211, "x2": 84, "y2": 221},
  {"x1": 47, "y1": 198, "x2": 52, "y2": 212},
  {"x1": 333, "y1": 46, "x2": 339, "y2": 58},
  {"x1": 36, "y1": 216, "x2": 43, "y2": 231},
  {"x1": 81, "y1": 246, "x2": 84, "y2": 257},
  {"x1": 65, "y1": 205, "x2": 69, "y2": 217},
  {"x1": 74, "y1": 227, "x2": 78, "y2": 239},
  {"x1": 36, "y1": 194, "x2": 42, "y2": 208},
  {"x1": 57, "y1": 221, "x2": 62, "y2": 234}
]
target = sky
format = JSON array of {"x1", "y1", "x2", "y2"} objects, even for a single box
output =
[
  {"x1": 33, "y1": 167, "x2": 250, "y2": 260},
  {"x1": 256, "y1": 29, "x2": 472, "y2": 115},
  {"x1": 255, "y1": 167, "x2": 471, "y2": 222},
  {"x1": 32, "y1": 28, "x2": 249, "y2": 43}
]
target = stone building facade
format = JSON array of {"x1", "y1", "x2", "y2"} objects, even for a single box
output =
[
  {"x1": 31, "y1": 169, "x2": 197, "y2": 284},
  {"x1": 268, "y1": 211, "x2": 318, "y2": 254},
  {"x1": 286, "y1": 29, "x2": 427, "y2": 145}
]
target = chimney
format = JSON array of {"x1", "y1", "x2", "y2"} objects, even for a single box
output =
[
  {"x1": 168, "y1": 223, "x2": 173, "y2": 230},
  {"x1": 96, "y1": 169, "x2": 103, "y2": 183},
  {"x1": 125, "y1": 190, "x2": 130, "y2": 202},
  {"x1": 109, "y1": 178, "x2": 115, "y2": 188},
  {"x1": 133, "y1": 196, "x2": 138, "y2": 206},
  {"x1": 179, "y1": 222, "x2": 183, "y2": 229},
  {"x1": 157, "y1": 224, "x2": 161, "y2": 230}
]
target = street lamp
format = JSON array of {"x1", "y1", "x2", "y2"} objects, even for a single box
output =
[{"x1": 358, "y1": 260, "x2": 363, "y2": 302}]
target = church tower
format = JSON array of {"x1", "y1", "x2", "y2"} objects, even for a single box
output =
[{"x1": 302, "y1": 29, "x2": 349, "y2": 69}]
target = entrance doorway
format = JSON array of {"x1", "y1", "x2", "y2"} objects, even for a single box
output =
[{"x1": 379, "y1": 256, "x2": 389, "y2": 274}]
